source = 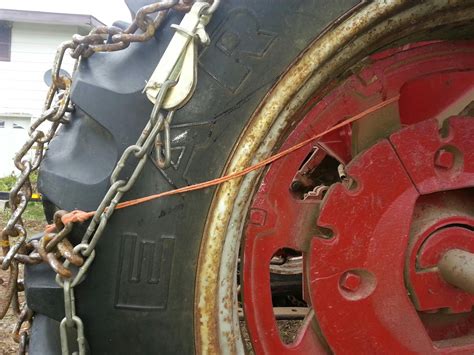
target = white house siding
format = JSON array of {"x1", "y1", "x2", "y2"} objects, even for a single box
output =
[
  {"x1": 0, "y1": 116, "x2": 30, "y2": 176},
  {"x1": 0, "y1": 22, "x2": 87, "y2": 177},
  {"x1": 0, "y1": 23, "x2": 84, "y2": 117}
]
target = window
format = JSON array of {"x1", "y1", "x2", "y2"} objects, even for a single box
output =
[
  {"x1": 0, "y1": 24, "x2": 12, "y2": 62},
  {"x1": 13, "y1": 123, "x2": 25, "y2": 129}
]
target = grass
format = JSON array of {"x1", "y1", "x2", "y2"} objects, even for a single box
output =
[
  {"x1": 20, "y1": 202, "x2": 45, "y2": 221},
  {"x1": 1, "y1": 202, "x2": 45, "y2": 226},
  {"x1": 0, "y1": 173, "x2": 45, "y2": 224}
]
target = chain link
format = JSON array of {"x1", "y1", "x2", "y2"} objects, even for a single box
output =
[
  {"x1": 0, "y1": 46, "x2": 76, "y2": 320},
  {"x1": 71, "y1": 0, "x2": 197, "y2": 58},
  {"x1": 0, "y1": 1, "x2": 218, "y2": 353}
]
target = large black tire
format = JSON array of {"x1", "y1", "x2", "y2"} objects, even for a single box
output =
[{"x1": 26, "y1": 1, "x2": 474, "y2": 354}]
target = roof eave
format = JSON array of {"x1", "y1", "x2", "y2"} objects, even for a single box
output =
[{"x1": 0, "y1": 9, "x2": 105, "y2": 28}]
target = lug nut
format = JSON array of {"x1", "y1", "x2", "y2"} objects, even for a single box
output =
[
  {"x1": 340, "y1": 272, "x2": 361, "y2": 292},
  {"x1": 434, "y1": 149, "x2": 454, "y2": 170}
]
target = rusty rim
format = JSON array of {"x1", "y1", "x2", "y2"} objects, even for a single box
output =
[{"x1": 195, "y1": 2, "x2": 474, "y2": 353}]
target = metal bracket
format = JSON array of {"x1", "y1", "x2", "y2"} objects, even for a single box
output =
[{"x1": 145, "y1": 2, "x2": 211, "y2": 109}]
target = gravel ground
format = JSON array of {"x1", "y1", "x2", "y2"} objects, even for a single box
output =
[{"x1": 240, "y1": 319, "x2": 304, "y2": 352}]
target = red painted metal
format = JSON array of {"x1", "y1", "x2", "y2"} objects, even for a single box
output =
[
  {"x1": 311, "y1": 119, "x2": 474, "y2": 354},
  {"x1": 241, "y1": 41, "x2": 474, "y2": 354},
  {"x1": 318, "y1": 125, "x2": 352, "y2": 164},
  {"x1": 399, "y1": 72, "x2": 474, "y2": 126},
  {"x1": 310, "y1": 140, "x2": 426, "y2": 353},
  {"x1": 339, "y1": 271, "x2": 362, "y2": 292},
  {"x1": 409, "y1": 224, "x2": 474, "y2": 313},
  {"x1": 390, "y1": 117, "x2": 474, "y2": 194}
]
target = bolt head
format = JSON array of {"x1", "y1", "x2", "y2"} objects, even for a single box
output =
[
  {"x1": 340, "y1": 272, "x2": 361, "y2": 292},
  {"x1": 434, "y1": 149, "x2": 454, "y2": 170}
]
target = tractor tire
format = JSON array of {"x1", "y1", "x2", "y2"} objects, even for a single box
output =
[{"x1": 27, "y1": 1, "x2": 474, "y2": 354}]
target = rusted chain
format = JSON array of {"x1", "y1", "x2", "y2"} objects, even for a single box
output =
[
  {"x1": 0, "y1": 2, "x2": 217, "y2": 352},
  {"x1": 70, "y1": 0, "x2": 205, "y2": 58}
]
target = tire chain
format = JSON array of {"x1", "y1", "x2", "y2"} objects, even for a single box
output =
[{"x1": 0, "y1": 1, "x2": 217, "y2": 353}]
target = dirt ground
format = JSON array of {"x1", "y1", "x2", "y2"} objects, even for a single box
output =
[
  {"x1": 0, "y1": 268, "x2": 23, "y2": 355},
  {"x1": 0, "y1": 211, "x2": 44, "y2": 355}
]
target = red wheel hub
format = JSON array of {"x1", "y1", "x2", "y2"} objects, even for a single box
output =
[
  {"x1": 407, "y1": 194, "x2": 474, "y2": 314},
  {"x1": 241, "y1": 41, "x2": 474, "y2": 354}
]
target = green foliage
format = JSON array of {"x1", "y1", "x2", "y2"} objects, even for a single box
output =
[
  {"x1": 0, "y1": 172, "x2": 38, "y2": 192},
  {"x1": 0, "y1": 175, "x2": 17, "y2": 191},
  {"x1": 0, "y1": 173, "x2": 43, "y2": 223}
]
